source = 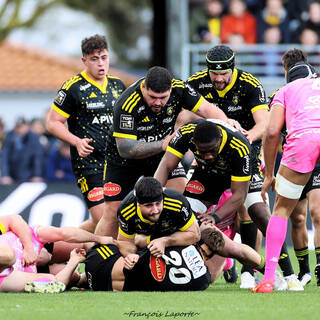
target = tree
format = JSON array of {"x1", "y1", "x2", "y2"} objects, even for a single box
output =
[
  {"x1": 63, "y1": 0, "x2": 152, "y2": 67},
  {"x1": 0, "y1": 0, "x2": 61, "y2": 42}
]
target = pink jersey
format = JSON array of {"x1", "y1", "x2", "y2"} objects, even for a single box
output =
[
  {"x1": 0, "y1": 226, "x2": 44, "y2": 281},
  {"x1": 271, "y1": 78, "x2": 320, "y2": 140}
]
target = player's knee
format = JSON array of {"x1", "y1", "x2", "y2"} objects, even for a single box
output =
[{"x1": 290, "y1": 213, "x2": 306, "y2": 227}]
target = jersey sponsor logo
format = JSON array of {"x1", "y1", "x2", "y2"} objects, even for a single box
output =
[
  {"x1": 313, "y1": 173, "x2": 320, "y2": 186},
  {"x1": 182, "y1": 245, "x2": 207, "y2": 279},
  {"x1": 54, "y1": 90, "x2": 66, "y2": 106},
  {"x1": 104, "y1": 182, "x2": 121, "y2": 196},
  {"x1": 87, "y1": 187, "x2": 104, "y2": 202},
  {"x1": 199, "y1": 83, "x2": 213, "y2": 89},
  {"x1": 87, "y1": 102, "x2": 105, "y2": 109},
  {"x1": 185, "y1": 83, "x2": 197, "y2": 96},
  {"x1": 163, "y1": 117, "x2": 174, "y2": 124},
  {"x1": 228, "y1": 105, "x2": 242, "y2": 112},
  {"x1": 92, "y1": 115, "x2": 113, "y2": 124},
  {"x1": 80, "y1": 83, "x2": 91, "y2": 91},
  {"x1": 171, "y1": 131, "x2": 182, "y2": 144},
  {"x1": 150, "y1": 255, "x2": 166, "y2": 281},
  {"x1": 186, "y1": 180, "x2": 205, "y2": 194},
  {"x1": 137, "y1": 106, "x2": 145, "y2": 113},
  {"x1": 120, "y1": 114, "x2": 134, "y2": 130},
  {"x1": 258, "y1": 85, "x2": 266, "y2": 102},
  {"x1": 137, "y1": 125, "x2": 154, "y2": 131},
  {"x1": 242, "y1": 155, "x2": 250, "y2": 174}
]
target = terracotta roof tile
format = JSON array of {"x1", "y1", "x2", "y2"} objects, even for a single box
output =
[{"x1": 0, "y1": 40, "x2": 138, "y2": 91}]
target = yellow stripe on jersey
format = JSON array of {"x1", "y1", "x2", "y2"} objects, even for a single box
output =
[
  {"x1": 119, "y1": 227, "x2": 135, "y2": 239},
  {"x1": 107, "y1": 75, "x2": 121, "y2": 80},
  {"x1": 217, "y1": 126, "x2": 227, "y2": 153},
  {"x1": 81, "y1": 71, "x2": 108, "y2": 93},
  {"x1": 0, "y1": 221, "x2": 6, "y2": 235},
  {"x1": 179, "y1": 214, "x2": 195, "y2": 231},
  {"x1": 113, "y1": 132, "x2": 137, "y2": 140},
  {"x1": 231, "y1": 175, "x2": 251, "y2": 182},
  {"x1": 230, "y1": 138, "x2": 249, "y2": 157},
  {"x1": 51, "y1": 104, "x2": 70, "y2": 118},
  {"x1": 164, "y1": 197, "x2": 183, "y2": 206},
  {"x1": 146, "y1": 235, "x2": 151, "y2": 244},
  {"x1": 97, "y1": 248, "x2": 107, "y2": 259},
  {"x1": 251, "y1": 104, "x2": 269, "y2": 114},
  {"x1": 167, "y1": 146, "x2": 184, "y2": 159},
  {"x1": 121, "y1": 203, "x2": 136, "y2": 220},
  {"x1": 122, "y1": 92, "x2": 140, "y2": 113},
  {"x1": 163, "y1": 205, "x2": 181, "y2": 212},
  {"x1": 187, "y1": 70, "x2": 207, "y2": 82},
  {"x1": 239, "y1": 72, "x2": 261, "y2": 87},
  {"x1": 172, "y1": 79, "x2": 185, "y2": 88},
  {"x1": 191, "y1": 96, "x2": 204, "y2": 113},
  {"x1": 62, "y1": 75, "x2": 82, "y2": 90},
  {"x1": 100, "y1": 246, "x2": 111, "y2": 258},
  {"x1": 181, "y1": 123, "x2": 197, "y2": 134}
]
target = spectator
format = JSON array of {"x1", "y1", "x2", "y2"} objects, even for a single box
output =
[
  {"x1": 0, "y1": 117, "x2": 44, "y2": 184},
  {"x1": 299, "y1": 28, "x2": 319, "y2": 46},
  {"x1": 257, "y1": 0, "x2": 291, "y2": 43},
  {"x1": 220, "y1": 0, "x2": 257, "y2": 44},
  {"x1": 45, "y1": 142, "x2": 75, "y2": 182},
  {"x1": 0, "y1": 118, "x2": 5, "y2": 177},
  {"x1": 196, "y1": 0, "x2": 225, "y2": 43},
  {"x1": 291, "y1": 0, "x2": 320, "y2": 43}
]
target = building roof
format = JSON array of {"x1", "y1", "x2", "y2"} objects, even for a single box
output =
[{"x1": 0, "y1": 40, "x2": 138, "y2": 92}]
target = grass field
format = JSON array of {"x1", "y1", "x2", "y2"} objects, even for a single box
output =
[{"x1": 1, "y1": 248, "x2": 319, "y2": 320}]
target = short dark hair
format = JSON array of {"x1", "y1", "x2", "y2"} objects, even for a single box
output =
[
  {"x1": 282, "y1": 48, "x2": 307, "y2": 71},
  {"x1": 206, "y1": 45, "x2": 235, "y2": 71},
  {"x1": 81, "y1": 34, "x2": 108, "y2": 56},
  {"x1": 201, "y1": 227, "x2": 225, "y2": 254},
  {"x1": 134, "y1": 177, "x2": 163, "y2": 204},
  {"x1": 193, "y1": 121, "x2": 222, "y2": 145},
  {"x1": 145, "y1": 66, "x2": 172, "y2": 93}
]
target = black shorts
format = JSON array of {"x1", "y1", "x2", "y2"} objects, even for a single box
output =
[
  {"x1": 300, "y1": 164, "x2": 320, "y2": 200},
  {"x1": 85, "y1": 244, "x2": 121, "y2": 291},
  {"x1": 103, "y1": 162, "x2": 186, "y2": 202},
  {"x1": 184, "y1": 165, "x2": 231, "y2": 203},
  {"x1": 76, "y1": 173, "x2": 104, "y2": 209},
  {"x1": 248, "y1": 142, "x2": 264, "y2": 194}
]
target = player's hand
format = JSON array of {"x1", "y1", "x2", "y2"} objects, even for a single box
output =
[
  {"x1": 197, "y1": 212, "x2": 215, "y2": 225},
  {"x1": 124, "y1": 254, "x2": 139, "y2": 270},
  {"x1": 226, "y1": 118, "x2": 245, "y2": 134},
  {"x1": 261, "y1": 175, "x2": 275, "y2": 203},
  {"x1": 22, "y1": 247, "x2": 38, "y2": 267},
  {"x1": 76, "y1": 138, "x2": 94, "y2": 157},
  {"x1": 70, "y1": 248, "x2": 86, "y2": 263},
  {"x1": 162, "y1": 132, "x2": 176, "y2": 151},
  {"x1": 147, "y1": 238, "x2": 167, "y2": 257}
]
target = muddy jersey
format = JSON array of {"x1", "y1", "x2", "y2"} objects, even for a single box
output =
[
  {"x1": 123, "y1": 245, "x2": 210, "y2": 291},
  {"x1": 51, "y1": 71, "x2": 126, "y2": 176},
  {"x1": 106, "y1": 78, "x2": 205, "y2": 168},
  {"x1": 118, "y1": 188, "x2": 196, "y2": 241},
  {"x1": 168, "y1": 118, "x2": 252, "y2": 181},
  {"x1": 187, "y1": 68, "x2": 268, "y2": 132}
]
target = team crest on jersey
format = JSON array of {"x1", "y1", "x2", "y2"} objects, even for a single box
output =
[
  {"x1": 111, "y1": 89, "x2": 120, "y2": 99},
  {"x1": 186, "y1": 180, "x2": 205, "y2": 194},
  {"x1": 232, "y1": 95, "x2": 239, "y2": 105},
  {"x1": 87, "y1": 187, "x2": 104, "y2": 201},
  {"x1": 54, "y1": 90, "x2": 66, "y2": 106},
  {"x1": 104, "y1": 182, "x2": 121, "y2": 196},
  {"x1": 150, "y1": 256, "x2": 166, "y2": 281},
  {"x1": 120, "y1": 114, "x2": 134, "y2": 130},
  {"x1": 167, "y1": 106, "x2": 173, "y2": 115}
]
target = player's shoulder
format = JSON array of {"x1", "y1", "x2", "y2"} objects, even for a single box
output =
[
  {"x1": 237, "y1": 69, "x2": 262, "y2": 88},
  {"x1": 187, "y1": 69, "x2": 208, "y2": 83},
  {"x1": 163, "y1": 188, "x2": 186, "y2": 206},
  {"x1": 60, "y1": 73, "x2": 83, "y2": 92},
  {"x1": 107, "y1": 74, "x2": 125, "y2": 86},
  {"x1": 171, "y1": 78, "x2": 185, "y2": 89},
  {"x1": 118, "y1": 191, "x2": 136, "y2": 217}
]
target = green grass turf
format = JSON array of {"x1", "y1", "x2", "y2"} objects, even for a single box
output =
[{"x1": 1, "y1": 248, "x2": 318, "y2": 320}]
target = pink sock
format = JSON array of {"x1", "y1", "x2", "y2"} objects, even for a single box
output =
[
  {"x1": 263, "y1": 216, "x2": 288, "y2": 282},
  {"x1": 223, "y1": 258, "x2": 233, "y2": 271}
]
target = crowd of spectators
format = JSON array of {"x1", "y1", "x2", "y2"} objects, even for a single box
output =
[
  {"x1": 0, "y1": 114, "x2": 75, "y2": 185},
  {"x1": 190, "y1": 0, "x2": 320, "y2": 46}
]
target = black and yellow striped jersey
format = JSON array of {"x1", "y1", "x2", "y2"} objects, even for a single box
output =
[
  {"x1": 118, "y1": 188, "x2": 196, "y2": 240},
  {"x1": 106, "y1": 77, "x2": 204, "y2": 168},
  {"x1": 168, "y1": 118, "x2": 252, "y2": 181},
  {"x1": 0, "y1": 221, "x2": 6, "y2": 235},
  {"x1": 51, "y1": 71, "x2": 126, "y2": 176},
  {"x1": 187, "y1": 68, "x2": 269, "y2": 132}
]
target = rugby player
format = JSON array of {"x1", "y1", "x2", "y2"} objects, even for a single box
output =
[{"x1": 46, "y1": 34, "x2": 126, "y2": 233}]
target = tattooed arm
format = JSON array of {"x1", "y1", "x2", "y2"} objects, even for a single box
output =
[{"x1": 115, "y1": 134, "x2": 174, "y2": 159}]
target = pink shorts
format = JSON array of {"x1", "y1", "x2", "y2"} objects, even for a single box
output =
[
  {"x1": 0, "y1": 226, "x2": 44, "y2": 289},
  {"x1": 282, "y1": 133, "x2": 320, "y2": 173}
]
